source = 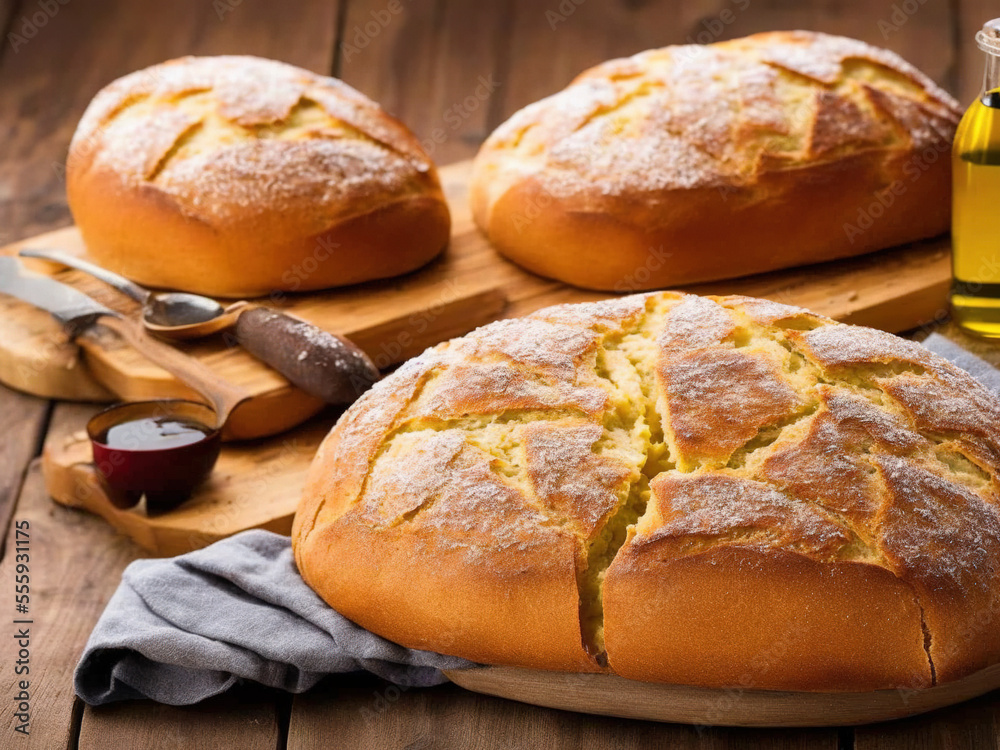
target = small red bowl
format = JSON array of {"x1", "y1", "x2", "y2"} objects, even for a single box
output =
[{"x1": 87, "y1": 399, "x2": 221, "y2": 514}]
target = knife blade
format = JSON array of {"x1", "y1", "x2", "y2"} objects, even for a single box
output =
[
  {"x1": 0, "y1": 256, "x2": 117, "y2": 337},
  {"x1": 0, "y1": 256, "x2": 251, "y2": 430}
]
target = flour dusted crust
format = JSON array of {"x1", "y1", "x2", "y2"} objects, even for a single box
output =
[
  {"x1": 470, "y1": 31, "x2": 961, "y2": 291},
  {"x1": 293, "y1": 292, "x2": 1000, "y2": 691},
  {"x1": 67, "y1": 56, "x2": 450, "y2": 297}
]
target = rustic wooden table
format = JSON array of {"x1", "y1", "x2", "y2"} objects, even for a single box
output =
[{"x1": 1, "y1": 0, "x2": 999, "y2": 747}]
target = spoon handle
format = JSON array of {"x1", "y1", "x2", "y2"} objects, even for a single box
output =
[
  {"x1": 234, "y1": 307, "x2": 380, "y2": 405},
  {"x1": 19, "y1": 248, "x2": 150, "y2": 304},
  {"x1": 96, "y1": 315, "x2": 251, "y2": 436}
]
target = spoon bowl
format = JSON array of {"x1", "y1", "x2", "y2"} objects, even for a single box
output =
[
  {"x1": 142, "y1": 298, "x2": 249, "y2": 340},
  {"x1": 19, "y1": 248, "x2": 246, "y2": 340}
]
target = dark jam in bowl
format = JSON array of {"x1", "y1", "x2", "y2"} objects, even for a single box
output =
[{"x1": 87, "y1": 400, "x2": 221, "y2": 514}]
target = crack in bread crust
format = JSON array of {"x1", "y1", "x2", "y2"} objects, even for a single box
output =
[{"x1": 295, "y1": 292, "x2": 1000, "y2": 687}]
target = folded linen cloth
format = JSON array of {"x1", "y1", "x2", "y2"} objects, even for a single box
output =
[
  {"x1": 75, "y1": 333, "x2": 1000, "y2": 707},
  {"x1": 75, "y1": 530, "x2": 475, "y2": 706},
  {"x1": 922, "y1": 332, "x2": 1000, "y2": 395}
]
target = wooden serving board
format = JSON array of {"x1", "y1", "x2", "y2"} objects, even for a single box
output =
[
  {"x1": 19, "y1": 159, "x2": 954, "y2": 554},
  {"x1": 444, "y1": 664, "x2": 1000, "y2": 727},
  {"x1": 1, "y1": 161, "x2": 952, "y2": 413}
]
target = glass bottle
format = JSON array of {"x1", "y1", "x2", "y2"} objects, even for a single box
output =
[{"x1": 951, "y1": 19, "x2": 1000, "y2": 337}]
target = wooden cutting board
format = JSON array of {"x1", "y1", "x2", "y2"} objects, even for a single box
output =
[
  {"x1": 444, "y1": 664, "x2": 1000, "y2": 727},
  {"x1": 17, "y1": 158, "x2": 954, "y2": 554},
  {"x1": 1, "y1": 161, "x2": 952, "y2": 413}
]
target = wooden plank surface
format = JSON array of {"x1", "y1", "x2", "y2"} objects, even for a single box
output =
[
  {"x1": 289, "y1": 674, "x2": 841, "y2": 750},
  {"x1": 79, "y1": 687, "x2": 285, "y2": 750},
  {"x1": 0, "y1": 1, "x2": 998, "y2": 749},
  {"x1": 855, "y1": 693, "x2": 1000, "y2": 749},
  {"x1": 0, "y1": 390, "x2": 48, "y2": 557},
  {"x1": 0, "y1": 404, "x2": 141, "y2": 749},
  {"x1": 0, "y1": 0, "x2": 343, "y2": 747},
  {"x1": 337, "y1": 0, "x2": 511, "y2": 163}
]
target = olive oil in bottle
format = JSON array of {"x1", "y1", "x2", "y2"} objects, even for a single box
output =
[{"x1": 952, "y1": 20, "x2": 1000, "y2": 336}]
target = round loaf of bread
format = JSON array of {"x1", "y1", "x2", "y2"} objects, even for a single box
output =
[
  {"x1": 470, "y1": 31, "x2": 961, "y2": 291},
  {"x1": 294, "y1": 292, "x2": 1000, "y2": 691},
  {"x1": 67, "y1": 56, "x2": 450, "y2": 297}
]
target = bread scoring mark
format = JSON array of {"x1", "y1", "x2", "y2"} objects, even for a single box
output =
[
  {"x1": 301, "y1": 291, "x2": 1000, "y2": 681},
  {"x1": 71, "y1": 56, "x2": 437, "y2": 228},
  {"x1": 474, "y1": 31, "x2": 961, "y2": 213}
]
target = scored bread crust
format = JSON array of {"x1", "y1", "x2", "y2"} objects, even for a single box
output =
[
  {"x1": 470, "y1": 31, "x2": 961, "y2": 291},
  {"x1": 67, "y1": 55, "x2": 450, "y2": 297},
  {"x1": 294, "y1": 292, "x2": 1000, "y2": 690}
]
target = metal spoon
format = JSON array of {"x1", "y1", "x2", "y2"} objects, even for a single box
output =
[
  {"x1": 19, "y1": 248, "x2": 247, "y2": 340},
  {"x1": 14, "y1": 249, "x2": 381, "y2": 406}
]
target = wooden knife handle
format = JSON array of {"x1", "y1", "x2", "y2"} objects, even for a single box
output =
[
  {"x1": 234, "y1": 308, "x2": 380, "y2": 405},
  {"x1": 96, "y1": 315, "x2": 250, "y2": 427}
]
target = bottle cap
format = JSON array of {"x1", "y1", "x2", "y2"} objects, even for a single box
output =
[{"x1": 979, "y1": 19, "x2": 1000, "y2": 54}]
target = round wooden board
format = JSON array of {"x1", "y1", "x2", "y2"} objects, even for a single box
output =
[{"x1": 444, "y1": 665, "x2": 1000, "y2": 727}]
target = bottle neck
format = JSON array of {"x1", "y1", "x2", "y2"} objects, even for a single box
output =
[{"x1": 983, "y1": 51, "x2": 1000, "y2": 104}]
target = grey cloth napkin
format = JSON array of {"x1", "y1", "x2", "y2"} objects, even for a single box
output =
[
  {"x1": 922, "y1": 333, "x2": 1000, "y2": 395},
  {"x1": 75, "y1": 530, "x2": 475, "y2": 706}
]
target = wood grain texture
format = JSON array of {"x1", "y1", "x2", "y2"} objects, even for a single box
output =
[
  {"x1": 0, "y1": 1, "x2": 993, "y2": 748},
  {"x1": 79, "y1": 686, "x2": 283, "y2": 750},
  {"x1": 855, "y1": 692, "x2": 1000, "y2": 749},
  {"x1": 288, "y1": 673, "x2": 839, "y2": 749},
  {"x1": 0, "y1": 404, "x2": 141, "y2": 750},
  {"x1": 337, "y1": 0, "x2": 511, "y2": 162},
  {"x1": 494, "y1": 0, "x2": 959, "y2": 124},
  {"x1": 0, "y1": 386, "x2": 49, "y2": 559}
]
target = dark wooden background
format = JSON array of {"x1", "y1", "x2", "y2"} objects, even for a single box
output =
[{"x1": 1, "y1": 0, "x2": 999, "y2": 747}]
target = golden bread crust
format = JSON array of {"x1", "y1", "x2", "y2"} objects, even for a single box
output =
[
  {"x1": 67, "y1": 55, "x2": 450, "y2": 296},
  {"x1": 294, "y1": 292, "x2": 1000, "y2": 690},
  {"x1": 470, "y1": 31, "x2": 961, "y2": 291}
]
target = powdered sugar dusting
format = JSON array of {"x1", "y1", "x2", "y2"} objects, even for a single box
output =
[
  {"x1": 302, "y1": 290, "x2": 1000, "y2": 671},
  {"x1": 473, "y1": 30, "x2": 961, "y2": 210},
  {"x1": 648, "y1": 472, "x2": 852, "y2": 556},
  {"x1": 876, "y1": 454, "x2": 1000, "y2": 592},
  {"x1": 69, "y1": 55, "x2": 436, "y2": 224},
  {"x1": 521, "y1": 420, "x2": 631, "y2": 536}
]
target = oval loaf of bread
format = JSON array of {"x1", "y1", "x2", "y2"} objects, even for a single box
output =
[
  {"x1": 67, "y1": 56, "x2": 450, "y2": 297},
  {"x1": 294, "y1": 293, "x2": 1000, "y2": 691},
  {"x1": 470, "y1": 31, "x2": 961, "y2": 291}
]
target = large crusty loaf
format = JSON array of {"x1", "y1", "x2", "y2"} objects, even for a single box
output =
[
  {"x1": 294, "y1": 292, "x2": 1000, "y2": 692},
  {"x1": 67, "y1": 56, "x2": 450, "y2": 297},
  {"x1": 470, "y1": 31, "x2": 961, "y2": 291}
]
